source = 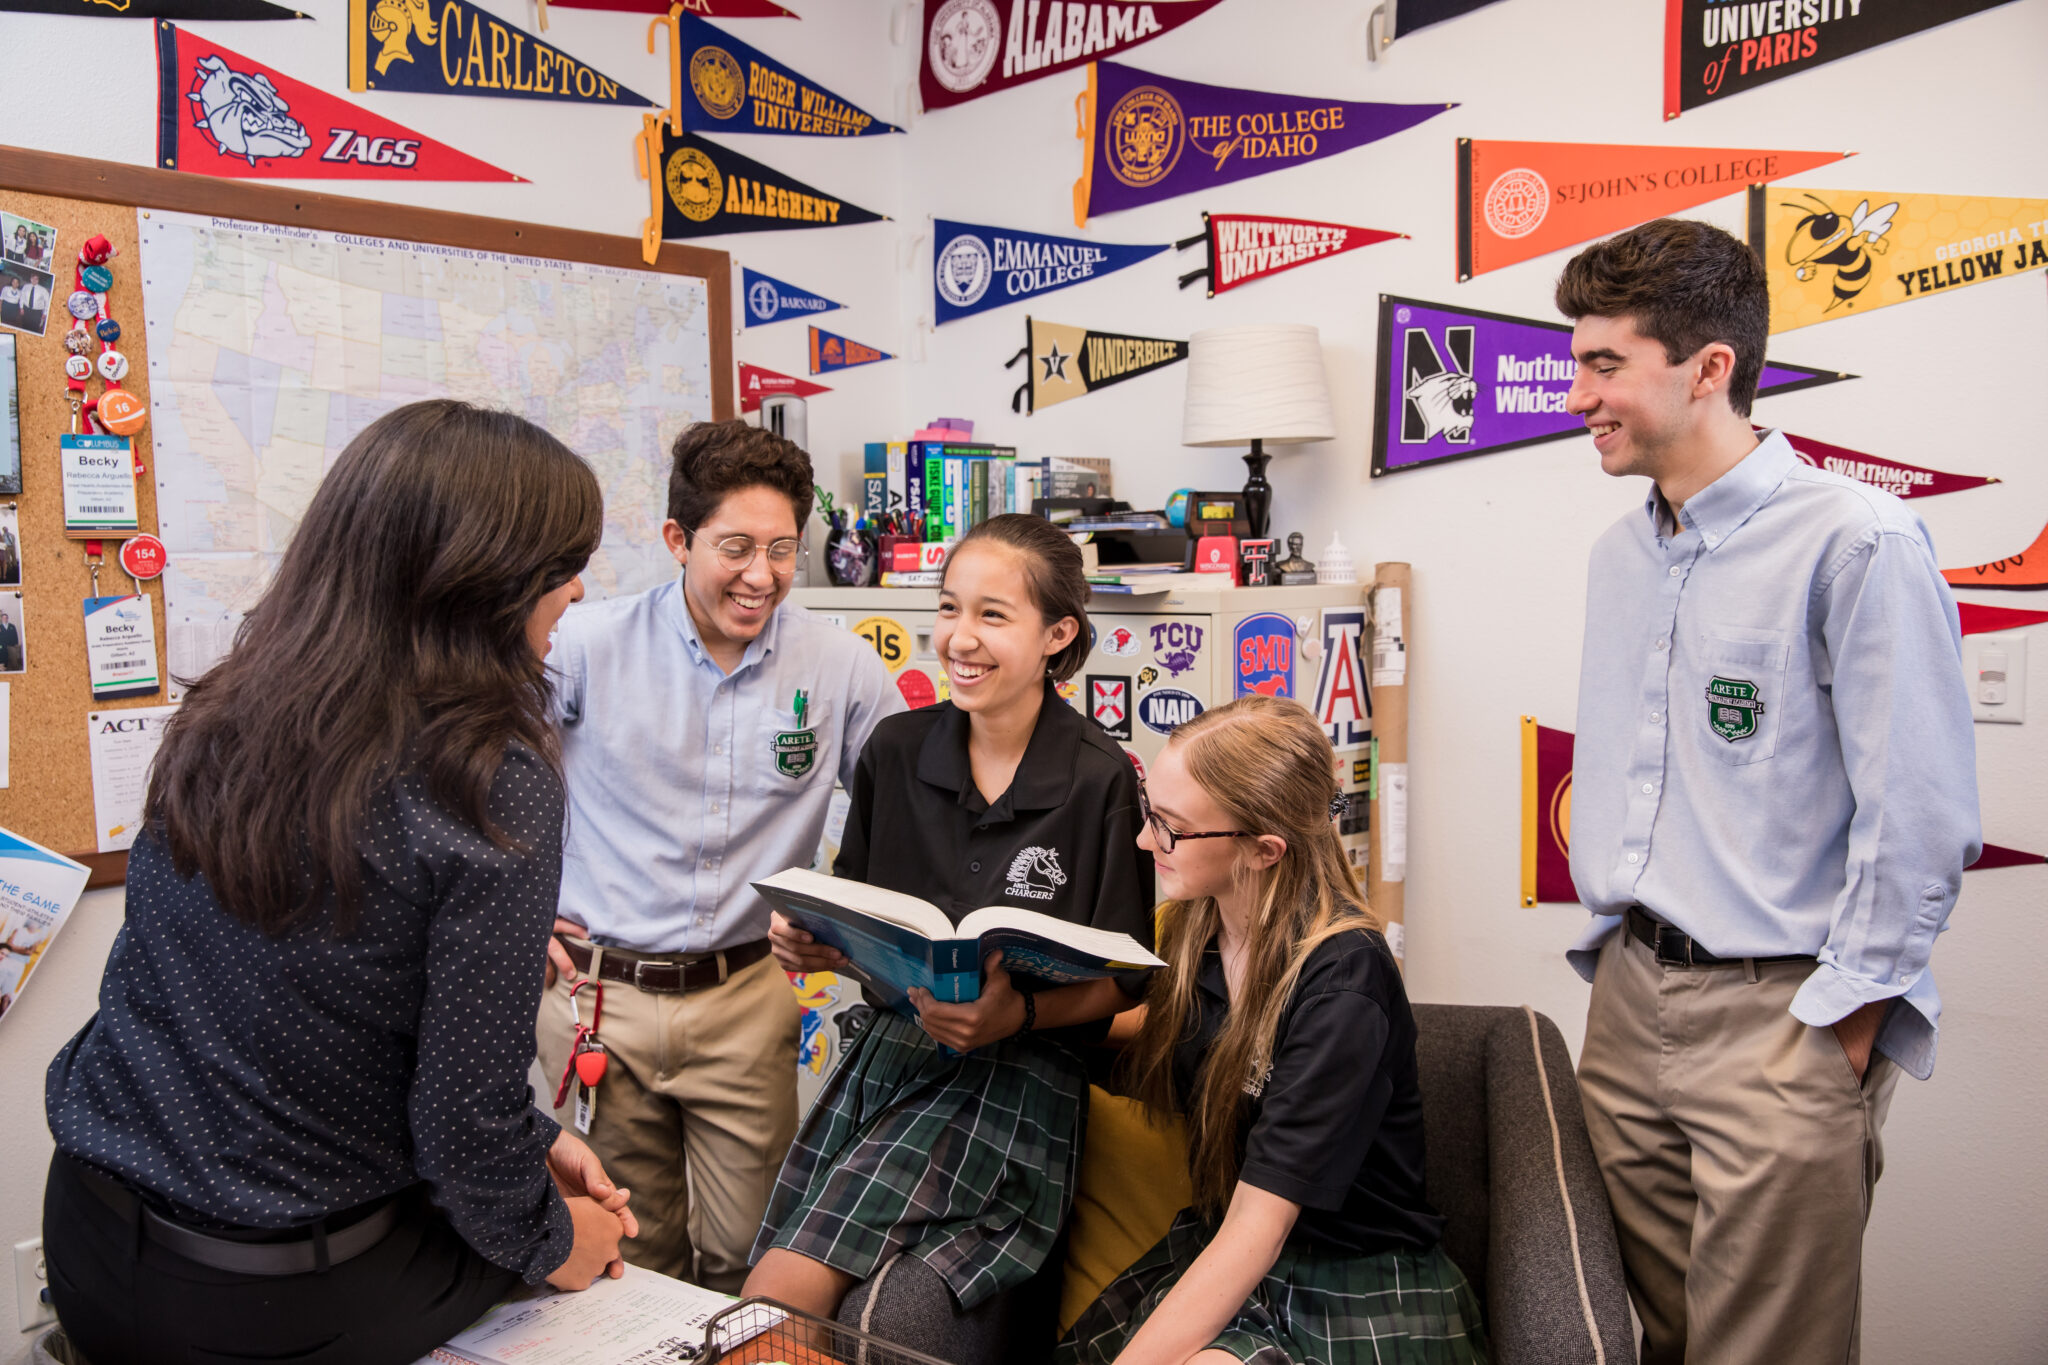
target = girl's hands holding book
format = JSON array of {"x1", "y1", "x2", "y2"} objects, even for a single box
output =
[
  {"x1": 909, "y1": 953, "x2": 1027, "y2": 1052},
  {"x1": 769, "y1": 910, "x2": 847, "y2": 973}
]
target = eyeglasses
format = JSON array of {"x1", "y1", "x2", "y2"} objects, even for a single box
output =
[
  {"x1": 1138, "y1": 782, "x2": 1252, "y2": 855},
  {"x1": 690, "y1": 531, "x2": 806, "y2": 574}
]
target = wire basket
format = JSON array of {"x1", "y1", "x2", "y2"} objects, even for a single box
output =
[{"x1": 685, "y1": 1297, "x2": 959, "y2": 1365}]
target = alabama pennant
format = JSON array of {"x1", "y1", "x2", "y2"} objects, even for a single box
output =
[{"x1": 921, "y1": 0, "x2": 1230, "y2": 111}]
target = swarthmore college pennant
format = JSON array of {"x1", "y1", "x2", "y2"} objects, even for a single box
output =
[
  {"x1": 1666, "y1": 0, "x2": 2020, "y2": 120},
  {"x1": 347, "y1": 0, "x2": 649, "y2": 105},
  {"x1": 1007, "y1": 316, "x2": 1186, "y2": 413},
  {"x1": 1748, "y1": 186, "x2": 2048, "y2": 334},
  {"x1": 742, "y1": 268, "x2": 841, "y2": 327},
  {"x1": 156, "y1": 23, "x2": 520, "y2": 179},
  {"x1": 636, "y1": 119, "x2": 885, "y2": 255},
  {"x1": 1458, "y1": 140, "x2": 1850, "y2": 280},
  {"x1": 1777, "y1": 430, "x2": 1998, "y2": 501},
  {"x1": 4, "y1": 0, "x2": 304, "y2": 17},
  {"x1": 809, "y1": 327, "x2": 892, "y2": 375},
  {"x1": 739, "y1": 362, "x2": 829, "y2": 413},
  {"x1": 1177, "y1": 212, "x2": 1404, "y2": 296},
  {"x1": 921, "y1": 0, "x2": 1230, "y2": 111},
  {"x1": 676, "y1": 12, "x2": 899, "y2": 137},
  {"x1": 934, "y1": 220, "x2": 1165, "y2": 325},
  {"x1": 1519, "y1": 718, "x2": 1574, "y2": 906},
  {"x1": 1074, "y1": 60, "x2": 1452, "y2": 226},
  {"x1": 1371, "y1": 295, "x2": 1851, "y2": 477}
]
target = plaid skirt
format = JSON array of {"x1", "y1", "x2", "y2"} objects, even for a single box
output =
[
  {"x1": 751, "y1": 1007, "x2": 1087, "y2": 1310},
  {"x1": 1058, "y1": 1209, "x2": 1490, "y2": 1365}
]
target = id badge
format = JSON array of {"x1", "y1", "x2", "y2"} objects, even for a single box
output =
[
  {"x1": 61, "y1": 434, "x2": 140, "y2": 537},
  {"x1": 83, "y1": 594, "x2": 160, "y2": 699},
  {"x1": 574, "y1": 1078, "x2": 596, "y2": 1134}
]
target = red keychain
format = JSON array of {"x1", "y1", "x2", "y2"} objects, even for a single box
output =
[{"x1": 552, "y1": 978, "x2": 609, "y2": 1109}]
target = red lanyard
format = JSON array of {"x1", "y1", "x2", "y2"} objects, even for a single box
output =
[{"x1": 552, "y1": 978, "x2": 610, "y2": 1107}]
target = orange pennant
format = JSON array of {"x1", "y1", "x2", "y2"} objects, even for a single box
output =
[{"x1": 1944, "y1": 519, "x2": 2048, "y2": 592}]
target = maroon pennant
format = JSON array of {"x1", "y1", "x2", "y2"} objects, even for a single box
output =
[
  {"x1": 541, "y1": 0, "x2": 794, "y2": 17},
  {"x1": 1777, "y1": 429, "x2": 1998, "y2": 501},
  {"x1": 920, "y1": 0, "x2": 1229, "y2": 111},
  {"x1": 1178, "y1": 212, "x2": 1405, "y2": 296},
  {"x1": 1971, "y1": 843, "x2": 2047, "y2": 871}
]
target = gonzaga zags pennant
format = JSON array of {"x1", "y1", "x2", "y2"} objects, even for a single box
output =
[
  {"x1": 934, "y1": 220, "x2": 1165, "y2": 324},
  {"x1": 636, "y1": 118, "x2": 885, "y2": 256},
  {"x1": 348, "y1": 0, "x2": 650, "y2": 105},
  {"x1": 1458, "y1": 139, "x2": 1851, "y2": 280},
  {"x1": 809, "y1": 327, "x2": 892, "y2": 374},
  {"x1": 676, "y1": 12, "x2": 899, "y2": 136},
  {"x1": 1778, "y1": 430, "x2": 1998, "y2": 501},
  {"x1": 1371, "y1": 295, "x2": 1852, "y2": 477},
  {"x1": 921, "y1": 0, "x2": 1230, "y2": 111},
  {"x1": 157, "y1": 23, "x2": 520, "y2": 179},
  {"x1": 1007, "y1": 316, "x2": 1186, "y2": 413},
  {"x1": 1178, "y1": 212, "x2": 1404, "y2": 296},
  {"x1": 1075, "y1": 60, "x2": 1453, "y2": 226},
  {"x1": 739, "y1": 362, "x2": 829, "y2": 412}
]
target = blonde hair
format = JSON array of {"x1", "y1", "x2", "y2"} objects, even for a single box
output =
[{"x1": 1121, "y1": 695, "x2": 1377, "y2": 1218}]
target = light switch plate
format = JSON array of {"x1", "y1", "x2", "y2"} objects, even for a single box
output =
[
  {"x1": 14, "y1": 1238, "x2": 53, "y2": 1331},
  {"x1": 1963, "y1": 631, "x2": 2027, "y2": 724}
]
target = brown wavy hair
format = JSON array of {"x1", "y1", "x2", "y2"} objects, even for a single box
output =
[
  {"x1": 1120, "y1": 695, "x2": 1377, "y2": 1218},
  {"x1": 146, "y1": 400, "x2": 603, "y2": 935}
]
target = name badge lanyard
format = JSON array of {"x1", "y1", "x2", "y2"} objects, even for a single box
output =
[
  {"x1": 553, "y1": 977, "x2": 609, "y2": 1133},
  {"x1": 81, "y1": 542, "x2": 160, "y2": 700}
]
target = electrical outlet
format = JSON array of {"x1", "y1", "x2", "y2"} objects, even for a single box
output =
[
  {"x1": 1962, "y1": 631, "x2": 2028, "y2": 724},
  {"x1": 14, "y1": 1238, "x2": 53, "y2": 1331}
]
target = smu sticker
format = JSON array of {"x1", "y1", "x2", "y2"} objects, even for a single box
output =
[
  {"x1": 1313, "y1": 607, "x2": 1372, "y2": 752},
  {"x1": 1148, "y1": 621, "x2": 1203, "y2": 677},
  {"x1": 1100, "y1": 624, "x2": 1142, "y2": 657},
  {"x1": 1088, "y1": 674, "x2": 1132, "y2": 740},
  {"x1": 1137, "y1": 687, "x2": 1202, "y2": 736},
  {"x1": 1233, "y1": 612, "x2": 1294, "y2": 698}
]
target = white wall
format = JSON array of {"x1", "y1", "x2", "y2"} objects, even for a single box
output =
[{"x1": 6, "y1": 1, "x2": 2047, "y2": 1360}]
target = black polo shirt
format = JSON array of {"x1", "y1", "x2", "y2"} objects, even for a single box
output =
[{"x1": 1173, "y1": 926, "x2": 1444, "y2": 1256}]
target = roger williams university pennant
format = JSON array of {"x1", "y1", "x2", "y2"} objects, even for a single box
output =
[
  {"x1": 636, "y1": 118, "x2": 884, "y2": 259},
  {"x1": 934, "y1": 220, "x2": 1165, "y2": 325},
  {"x1": 1458, "y1": 140, "x2": 1850, "y2": 280},
  {"x1": 1006, "y1": 316, "x2": 1185, "y2": 413},
  {"x1": 921, "y1": 0, "x2": 1230, "y2": 111},
  {"x1": 3, "y1": 0, "x2": 304, "y2": 17},
  {"x1": 347, "y1": 0, "x2": 650, "y2": 105},
  {"x1": 1747, "y1": 186, "x2": 2048, "y2": 333},
  {"x1": 1177, "y1": 212, "x2": 1403, "y2": 296},
  {"x1": 674, "y1": 12, "x2": 900, "y2": 136}
]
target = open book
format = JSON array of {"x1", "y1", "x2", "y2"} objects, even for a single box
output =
[
  {"x1": 753, "y1": 866, "x2": 1164, "y2": 1009},
  {"x1": 421, "y1": 1266, "x2": 757, "y2": 1365}
]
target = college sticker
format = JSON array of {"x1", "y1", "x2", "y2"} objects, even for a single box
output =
[
  {"x1": 1233, "y1": 612, "x2": 1294, "y2": 699},
  {"x1": 854, "y1": 615, "x2": 911, "y2": 671},
  {"x1": 1136, "y1": 687, "x2": 1201, "y2": 736},
  {"x1": 1099, "y1": 624, "x2": 1142, "y2": 657},
  {"x1": 1705, "y1": 677, "x2": 1764, "y2": 742},
  {"x1": 1088, "y1": 674, "x2": 1132, "y2": 740},
  {"x1": 773, "y1": 727, "x2": 818, "y2": 777}
]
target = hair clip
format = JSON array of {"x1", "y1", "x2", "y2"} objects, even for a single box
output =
[{"x1": 1328, "y1": 792, "x2": 1351, "y2": 819}]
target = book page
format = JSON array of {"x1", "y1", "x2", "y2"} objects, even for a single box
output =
[
  {"x1": 955, "y1": 905, "x2": 1165, "y2": 969},
  {"x1": 423, "y1": 1267, "x2": 745, "y2": 1365},
  {"x1": 754, "y1": 866, "x2": 952, "y2": 939}
]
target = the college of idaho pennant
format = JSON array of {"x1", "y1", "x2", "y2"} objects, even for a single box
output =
[
  {"x1": 1074, "y1": 60, "x2": 1453, "y2": 226},
  {"x1": 4, "y1": 0, "x2": 305, "y2": 18},
  {"x1": 809, "y1": 327, "x2": 893, "y2": 375},
  {"x1": 347, "y1": 0, "x2": 649, "y2": 105},
  {"x1": 1520, "y1": 717, "x2": 1575, "y2": 906},
  {"x1": 1748, "y1": 186, "x2": 2048, "y2": 334},
  {"x1": 156, "y1": 22, "x2": 521, "y2": 179},
  {"x1": 1371, "y1": 295, "x2": 1851, "y2": 477},
  {"x1": 1665, "y1": 0, "x2": 2021, "y2": 120},
  {"x1": 921, "y1": 0, "x2": 1230, "y2": 112},
  {"x1": 934, "y1": 220, "x2": 1165, "y2": 325},
  {"x1": 1778, "y1": 430, "x2": 1997, "y2": 501},
  {"x1": 1177, "y1": 212, "x2": 1404, "y2": 296},
  {"x1": 637, "y1": 119, "x2": 885, "y2": 257},
  {"x1": 675, "y1": 12, "x2": 900, "y2": 137},
  {"x1": 742, "y1": 267, "x2": 842, "y2": 327},
  {"x1": 1458, "y1": 139, "x2": 1851, "y2": 280},
  {"x1": 739, "y1": 362, "x2": 829, "y2": 412},
  {"x1": 1006, "y1": 316, "x2": 1186, "y2": 413}
]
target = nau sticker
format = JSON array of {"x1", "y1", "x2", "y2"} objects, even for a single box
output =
[
  {"x1": 1137, "y1": 687, "x2": 1202, "y2": 736},
  {"x1": 853, "y1": 615, "x2": 911, "y2": 672},
  {"x1": 1706, "y1": 676, "x2": 1764, "y2": 742},
  {"x1": 1313, "y1": 607, "x2": 1372, "y2": 752},
  {"x1": 1149, "y1": 621, "x2": 1204, "y2": 677},
  {"x1": 773, "y1": 727, "x2": 818, "y2": 777},
  {"x1": 1088, "y1": 674, "x2": 1132, "y2": 740},
  {"x1": 1006, "y1": 844, "x2": 1068, "y2": 901},
  {"x1": 1233, "y1": 612, "x2": 1295, "y2": 698},
  {"x1": 1100, "y1": 624, "x2": 1143, "y2": 657}
]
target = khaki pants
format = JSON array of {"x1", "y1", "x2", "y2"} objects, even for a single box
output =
[{"x1": 537, "y1": 947, "x2": 800, "y2": 1293}]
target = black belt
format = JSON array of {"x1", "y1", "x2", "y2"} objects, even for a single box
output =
[
  {"x1": 559, "y1": 936, "x2": 771, "y2": 993},
  {"x1": 67, "y1": 1155, "x2": 401, "y2": 1277},
  {"x1": 1625, "y1": 906, "x2": 1815, "y2": 969}
]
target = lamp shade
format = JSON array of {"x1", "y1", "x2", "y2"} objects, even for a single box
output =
[{"x1": 1180, "y1": 323, "x2": 1336, "y2": 447}]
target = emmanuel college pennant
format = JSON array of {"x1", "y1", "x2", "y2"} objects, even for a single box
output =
[
  {"x1": 1520, "y1": 718, "x2": 1574, "y2": 906},
  {"x1": 1778, "y1": 430, "x2": 1997, "y2": 501},
  {"x1": 809, "y1": 327, "x2": 892, "y2": 375},
  {"x1": 1666, "y1": 0, "x2": 2021, "y2": 120},
  {"x1": 1458, "y1": 140, "x2": 1851, "y2": 280},
  {"x1": 347, "y1": 0, "x2": 649, "y2": 105},
  {"x1": 920, "y1": 0, "x2": 1230, "y2": 112},
  {"x1": 739, "y1": 362, "x2": 829, "y2": 413},
  {"x1": 1178, "y1": 212, "x2": 1404, "y2": 296},
  {"x1": 1371, "y1": 295, "x2": 1852, "y2": 477},
  {"x1": 156, "y1": 23, "x2": 520, "y2": 179},
  {"x1": 742, "y1": 268, "x2": 841, "y2": 327},
  {"x1": 1748, "y1": 187, "x2": 2048, "y2": 333},
  {"x1": 675, "y1": 13, "x2": 900, "y2": 137},
  {"x1": 934, "y1": 220, "x2": 1165, "y2": 325},
  {"x1": 638, "y1": 120, "x2": 885, "y2": 250},
  {"x1": 1007, "y1": 316, "x2": 1186, "y2": 413},
  {"x1": 1074, "y1": 61, "x2": 1453, "y2": 226},
  {"x1": 3, "y1": 0, "x2": 305, "y2": 16}
]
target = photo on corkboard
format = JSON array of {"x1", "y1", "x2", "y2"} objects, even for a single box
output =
[
  {"x1": 0, "y1": 333, "x2": 17, "y2": 494},
  {"x1": 0, "y1": 264, "x2": 54, "y2": 339},
  {"x1": 0, "y1": 590, "x2": 22, "y2": 674},
  {"x1": 2, "y1": 213, "x2": 56, "y2": 273},
  {"x1": 0, "y1": 504, "x2": 19, "y2": 587}
]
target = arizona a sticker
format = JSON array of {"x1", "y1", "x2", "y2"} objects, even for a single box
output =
[{"x1": 1313, "y1": 608, "x2": 1371, "y2": 751}]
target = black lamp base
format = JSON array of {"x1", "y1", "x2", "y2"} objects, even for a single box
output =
[{"x1": 1240, "y1": 438, "x2": 1272, "y2": 541}]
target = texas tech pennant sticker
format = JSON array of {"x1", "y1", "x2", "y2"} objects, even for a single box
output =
[
  {"x1": 1458, "y1": 139, "x2": 1851, "y2": 280},
  {"x1": 157, "y1": 23, "x2": 521, "y2": 179},
  {"x1": 1007, "y1": 316, "x2": 1187, "y2": 413},
  {"x1": 934, "y1": 220, "x2": 1165, "y2": 325},
  {"x1": 921, "y1": 0, "x2": 1230, "y2": 111},
  {"x1": 809, "y1": 327, "x2": 893, "y2": 375},
  {"x1": 1178, "y1": 212, "x2": 1404, "y2": 296},
  {"x1": 1371, "y1": 295, "x2": 1852, "y2": 477},
  {"x1": 637, "y1": 119, "x2": 885, "y2": 254},
  {"x1": 739, "y1": 362, "x2": 829, "y2": 413},
  {"x1": 676, "y1": 12, "x2": 899, "y2": 136},
  {"x1": 1779, "y1": 430, "x2": 1998, "y2": 501},
  {"x1": 347, "y1": 0, "x2": 650, "y2": 106}
]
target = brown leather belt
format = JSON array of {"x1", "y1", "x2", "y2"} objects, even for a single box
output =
[
  {"x1": 559, "y1": 936, "x2": 771, "y2": 993},
  {"x1": 1625, "y1": 905, "x2": 1814, "y2": 969}
]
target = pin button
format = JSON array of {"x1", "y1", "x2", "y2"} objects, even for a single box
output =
[{"x1": 970, "y1": 861, "x2": 981, "y2": 873}]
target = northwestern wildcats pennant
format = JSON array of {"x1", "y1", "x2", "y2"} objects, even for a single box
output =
[
  {"x1": 934, "y1": 220, "x2": 1165, "y2": 325},
  {"x1": 739, "y1": 362, "x2": 829, "y2": 412},
  {"x1": 1007, "y1": 316, "x2": 1186, "y2": 413},
  {"x1": 921, "y1": 0, "x2": 1230, "y2": 111},
  {"x1": 4, "y1": 0, "x2": 304, "y2": 16},
  {"x1": 1178, "y1": 212, "x2": 1404, "y2": 296},
  {"x1": 810, "y1": 326, "x2": 892, "y2": 374},
  {"x1": 1749, "y1": 186, "x2": 2048, "y2": 333},
  {"x1": 157, "y1": 23, "x2": 520, "y2": 179},
  {"x1": 743, "y1": 268, "x2": 841, "y2": 327},
  {"x1": 348, "y1": 0, "x2": 649, "y2": 105},
  {"x1": 676, "y1": 12, "x2": 899, "y2": 136},
  {"x1": 1458, "y1": 139, "x2": 1851, "y2": 280},
  {"x1": 636, "y1": 119, "x2": 885, "y2": 257},
  {"x1": 1074, "y1": 60, "x2": 1453, "y2": 225},
  {"x1": 1520, "y1": 718, "x2": 1575, "y2": 906},
  {"x1": 1667, "y1": 0, "x2": 2022, "y2": 120},
  {"x1": 1777, "y1": 429, "x2": 1998, "y2": 501},
  {"x1": 1371, "y1": 295, "x2": 1852, "y2": 477}
]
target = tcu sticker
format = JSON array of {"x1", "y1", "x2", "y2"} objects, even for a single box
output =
[
  {"x1": 1137, "y1": 687, "x2": 1202, "y2": 736},
  {"x1": 1099, "y1": 624, "x2": 1142, "y2": 657},
  {"x1": 1148, "y1": 621, "x2": 1203, "y2": 677},
  {"x1": 1233, "y1": 612, "x2": 1295, "y2": 698},
  {"x1": 1313, "y1": 607, "x2": 1372, "y2": 752},
  {"x1": 1088, "y1": 674, "x2": 1132, "y2": 740}
]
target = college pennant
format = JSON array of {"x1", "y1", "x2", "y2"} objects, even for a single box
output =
[
  {"x1": 809, "y1": 326, "x2": 892, "y2": 374},
  {"x1": 1370, "y1": 295, "x2": 1852, "y2": 477},
  {"x1": 1006, "y1": 316, "x2": 1186, "y2": 413},
  {"x1": 3, "y1": 0, "x2": 304, "y2": 16},
  {"x1": 1971, "y1": 844, "x2": 2047, "y2": 870},
  {"x1": 1176, "y1": 212, "x2": 1404, "y2": 296},
  {"x1": 1519, "y1": 717, "x2": 1575, "y2": 907},
  {"x1": 1665, "y1": 0, "x2": 2022, "y2": 120},
  {"x1": 1458, "y1": 140, "x2": 1851, "y2": 280},
  {"x1": 739, "y1": 362, "x2": 829, "y2": 412},
  {"x1": 921, "y1": 0, "x2": 1230, "y2": 111},
  {"x1": 539, "y1": 0, "x2": 794, "y2": 20},
  {"x1": 156, "y1": 23, "x2": 522, "y2": 179},
  {"x1": 636, "y1": 119, "x2": 885, "y2": 258},
  {"x1": 674, "y1": 12, "x2": 899, "y2": 137},
  {"x1": 742, "y1": 267, "x2": 841, "y2": 327},
  {"x1": 1748, "y1": 187, "x2": 2048, "y2": 334},
  {"x1": 1777, "y1": 430, "x2": 1998, "y2": 501},
  {"x1": 1943, "y1": 520, "x2": 2048, "y2": 592},
  {"x1": 934, "y1": 220, "x2": 1165, "y2": 325},
  {"x1": 1958, "y1": 604, "x2": 2048, "y2": 636},
  {"x1": 1074, "y1": 60, "x2": 1453, "y2": 226},
  {"x1": 347, "y1": 0, "x2": 649, "y2": 105}
]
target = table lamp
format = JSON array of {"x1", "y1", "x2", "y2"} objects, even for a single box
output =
[{"x1": 1180, "y1": 324, "x2": 1336, "y2": 540}]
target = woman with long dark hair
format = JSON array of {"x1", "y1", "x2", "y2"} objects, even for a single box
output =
[{"x1": 43, "y1": 400, "x2": 636, "y2": 1365}]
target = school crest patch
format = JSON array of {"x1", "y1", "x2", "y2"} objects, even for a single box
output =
[
  {"x1": 1006, "y1": 844, "x2": 1068, "y2": 901},
  {"x1": 1705, "y1": 676, "x2": 1764, "y2": 742},
  {"x1": 774, "y1": 727, "x2": 819, "y2": 776}
]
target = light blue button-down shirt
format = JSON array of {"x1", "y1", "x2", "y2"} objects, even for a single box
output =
[
  {"x1": 551, "y1": 577, "x2": 904, "y2": 954},
  {"x1": 1568, "y1": 430, "x2": 1980, "y2": 1080}
]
